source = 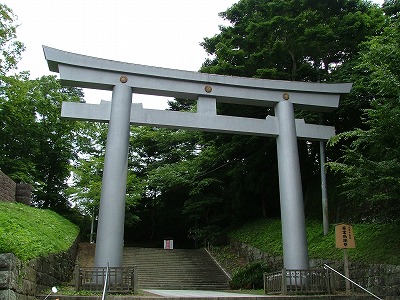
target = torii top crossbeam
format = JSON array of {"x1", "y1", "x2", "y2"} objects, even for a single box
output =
[{"x1": 44, "y1": 46, "x2": 351, "y2": 112}]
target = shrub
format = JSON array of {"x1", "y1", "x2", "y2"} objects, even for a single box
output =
[{"x1": 230, "y1": 261, "x2": 271, "y2": 289}]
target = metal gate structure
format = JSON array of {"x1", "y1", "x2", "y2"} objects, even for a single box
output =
[{"x1": 43, "y1": 46, "x2": 351, "y2": 274}]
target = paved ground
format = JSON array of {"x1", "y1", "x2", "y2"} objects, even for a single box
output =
[{"x1": 143, "y1": 290, "x2": 262, "y2": 298}]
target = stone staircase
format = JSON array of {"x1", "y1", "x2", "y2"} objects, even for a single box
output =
[{"x1": 122, "y1": 247, "x2": 230, "y2": 290}]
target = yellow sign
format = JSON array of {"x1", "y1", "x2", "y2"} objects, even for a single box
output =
[{"x1": 335, "y1": 224, "x2": 356, "y2": 249}]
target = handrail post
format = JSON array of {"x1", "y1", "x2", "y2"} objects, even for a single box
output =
[
  {"x1": 325, "y1": 266, "x2": 331, "y2": 294},
  {"x1": 133, "y1": 266, "x2": 138, "y2": 294},
  {"x1": 281, "y1": 268, "x2": 287, "y2": 295},
  {"x1": 74, "y1": 265, "x2": 80, "y2": 292},
  {"x1": 263, "y1": 273, "x2": 266, "y2": 294},
  {"x1": 331, "y1": 267, "x2": 337, "y2": 293}
]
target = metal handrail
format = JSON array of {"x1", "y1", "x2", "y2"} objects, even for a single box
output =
[
  {"x1": 323, "y1": 264, "x2": 382, "y2": 300},
  {"x1": 101, "y1": 263, "x2": 110, "y2": 300}
]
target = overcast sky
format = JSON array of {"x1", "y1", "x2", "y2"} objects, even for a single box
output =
[
  {"x1": 3, "y1": 0, "x2": 383, "y2": 109},
  {"x1": 3, "y1": 0, "x2": 238, "y2": 108}
]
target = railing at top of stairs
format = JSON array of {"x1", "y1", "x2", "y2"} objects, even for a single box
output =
[{"x1": 323, "y1": 264, "x2": 383, "y2": 300}]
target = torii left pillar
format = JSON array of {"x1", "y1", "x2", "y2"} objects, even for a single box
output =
[
  {"x1": 94, "y1": 83, "x2": 132, "y2": 268},
  {"x1": 276, "y1": 100, "x2": 309, "y2": 269}
]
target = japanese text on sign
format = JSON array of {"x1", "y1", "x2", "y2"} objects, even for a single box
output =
[{"x1": 335, "y1": 224, "x2": 356, "y2": 249}]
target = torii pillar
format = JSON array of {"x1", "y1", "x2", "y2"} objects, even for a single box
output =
[
  {"x1": 43, "y1": 46, "x2": 352, "y2": 271},
  {"x1": 94, "y1": 84, "x2": 132, "y2": 268},
  {"x1": 276, "y1": 99, "x2": 308, "y2": 268}
]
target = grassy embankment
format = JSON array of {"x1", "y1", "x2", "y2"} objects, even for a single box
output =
[
  {"x1": 0, "y1": 201, "x2": 79, "y2": 261},
  {"x1": 1, "y1": 201, "x2": 398, "y2": 266},
  {"x1": 228, "y1": 218, "x2": 400, "y2": 265}
]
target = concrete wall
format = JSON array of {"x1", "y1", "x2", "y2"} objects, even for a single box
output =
[
  {"x1": 0, "y1": 171, "x2": 31, "y2": 205},
  {"x1": 230, "y1": 240, "x2": 400, "y2": 297},
  {"x1": 0, "y1": 238, "x2": 79, "y2": 300}
]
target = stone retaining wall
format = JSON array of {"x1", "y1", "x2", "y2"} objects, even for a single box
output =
[
  {"x1": 0, "y1": 238, "x2": 79, "y2": 300},
  {"x1": 230, "y1": 240, "x2": 400, "y2": 297},
  {"x1": 14, "y1": 185, "x2": 32, "y2": 206},
  {"x1": 0, "y1": 171, "x2": 16, "y2": 202},
  {"x1": 0, "y1": 171, "x2": 31, "y2": 205}
]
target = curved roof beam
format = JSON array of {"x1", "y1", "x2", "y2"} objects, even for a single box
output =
[{"x1": 43, "y1": 46, "x2": 352, "y2": 112}]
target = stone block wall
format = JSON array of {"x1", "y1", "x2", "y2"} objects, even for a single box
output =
[
  {"x1": 0, "y1": 171, "x2": 16, "y2": 202},
  {"x1": 0, "y1": 238, "x2": 79, "y2": 300},
  {"x1": 0, "y1": 171, "x2": 31, "y2": 205},
  {"x1": 230, "y1": 240, "x2": 400, "y2": 297}
]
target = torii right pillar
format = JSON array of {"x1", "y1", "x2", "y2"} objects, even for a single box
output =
[{"x1": 275, "y1": 98, "x2": 309, "y2": 270}]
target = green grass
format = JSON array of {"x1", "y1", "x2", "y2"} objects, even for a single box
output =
[
  {"x1": 0, "y1": 202, "x2": 79, "y2": 261},
  {"x1": 229, "y1": 219, "x2": 400, "y2": 265}
]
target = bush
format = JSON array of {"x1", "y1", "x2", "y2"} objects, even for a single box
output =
[{"x1": 230, "y1": 262, "x2": 271, "y2": 289}]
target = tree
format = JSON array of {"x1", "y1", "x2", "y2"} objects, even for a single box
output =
[
  {"x1": 67, "y1": 122, "x2": 107, "y2": 217},
  {"x1": 0, "y1": 5, "x2": 90, "y2": 218},
  {"x1": 197, "y1": 0, "x2": 384, "y2": 225},
  {"x1": 0, "y1": 73, "x2": 37, "y2": 182},
  {"x1": 124, "y1": 126, "x2": 201, "y2": 243},
  {"x1": 201, "y1": 0, "x2": 384, "y2": 82},
  {"x1": 160, "y1": 0, "x2": 393, "y2": 238},
  {"x1": 0, "y1": 75, "x2": 83, "y2": 213},
  {"x1": 382, "y1": 0, "x2": 400, "y2": 18},
  {"x1": 117, "y1": 0, "x2": 390, "y2": 243},
  {"x1": 0, "y1": 4, "x2": 25, "y2": 74},
  {"x1": 328, "y1": 18, "x2": 400, "y2": 222}
]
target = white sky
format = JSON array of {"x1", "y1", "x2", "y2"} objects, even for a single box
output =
[
  {"x1": 3, "y1": 0, "x2": 238, "y2": 109},
  {"x1": 3, "y1": 0, "x2": 383, "y2": 109}
]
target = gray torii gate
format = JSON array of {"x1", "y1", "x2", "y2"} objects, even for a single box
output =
[{"x1": 43, "y1": 46, "x2": 351, "y2": 271}]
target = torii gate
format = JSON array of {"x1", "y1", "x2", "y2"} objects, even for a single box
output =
[{"x1": 43, "y1": 46, "x2": 351, "y2": 271}]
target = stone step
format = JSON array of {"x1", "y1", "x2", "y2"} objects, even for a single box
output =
[{"x1": 121, "y1": 247, "x2": 230, "y2": 290}]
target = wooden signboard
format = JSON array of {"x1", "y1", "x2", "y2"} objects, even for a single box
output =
[
  {"x1": 335, "y1": 224, "x2": 356, "y2": 249},
  {"x1": 335, "y1": 224, "x2": 356, "y2": 294}
]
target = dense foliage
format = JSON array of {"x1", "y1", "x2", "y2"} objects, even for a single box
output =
[
  {"x1": 201, "y1": 0, "x2": 385, "y2": 81},
  {"x1": 0, "y1": 74, "x2": 84, "y2": 214},
  {"x1": 0, "y1": 3, "x2": 84, "y2": 216},
  {"x1": 0, "y1": 4, "x2": 24, "y2": 75},
  {"x1": 0, "y1": 202, "x2": 79, "y2": 261},
  {"x1": 1, "y1": 0, "x2": 399, "y2": 250},
  {"x1": 328, "y1": 18, "x2": 400, "y2": 222}
]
